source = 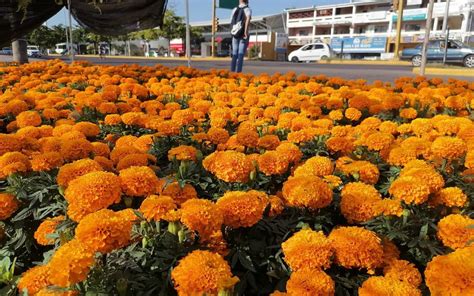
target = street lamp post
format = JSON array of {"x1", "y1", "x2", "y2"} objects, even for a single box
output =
[
  {"x1": 211, "y1": 0, "x2": 217, "y2": 57},
  {"x1": 185, "y1": 0, "x2": 191, "y2": 67},
  {"x1": 67, "y1": 0, "x2": 74, "y2": 63},
  {"x1": 420, "y1": 0, "x2": 435, "y2": 76}
]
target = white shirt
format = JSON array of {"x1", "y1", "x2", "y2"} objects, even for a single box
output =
[{"x1": 231, "y1": 4, "x2": 252, "y2": 22}]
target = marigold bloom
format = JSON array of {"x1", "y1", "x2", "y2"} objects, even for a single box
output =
[
  {"x1": 329, "y1": 226, "x2": 383, "y2": 272},
  {"x1": 162, "y1": 182, "x2": 198, "y2": 205},
  {"x1": 116, "y1": 153, "x2": 149, "y2": 171},
  {"x1": 389, "y1": 176, "x2": 430, "y2": 205},
  {"x1": 216, "y1": 190, "x2": 268, "y2": 228},
  {"x1": 258, "y1": 151, "x2": 289, "y2": 176},
  {"x1": 340, "y1": 182, "x2": 383, "y2": 223},
  {"x1": 359, "y1": 276, "x2": 421, "y2": 296},
  {"x1": 72, "y1": 122, "x2": 100, "y2": 138},
  {"x1": 383, "y1": 259, "x2": 422, "y2": 287},
  {"x1": 56, "y1": 158, "x2": 104, "y2": 187},
  {"x1": 0, "y1": 193, "x2": 19, "y2": 220},
  {"x1": 257, "y1": 134, "x2": 281, "y2": 150},
  {"x1": 294, "y1": 156, "x2": 333, "y2": 178},
  {"x1": 0, "y1": 151, "x2": 31, "y2": 179},
  {"x1": 282, "y1": 229, "x2": 333, "y2": 271},
  {"x1": 285, "y1": 268, "x2": 335, "y2": 296},
  {"x1": 268, "y1": 195, "x2": 284, "y2": 217},
  {"x1": 17, "y1": 265, "x2": 51, "y2": 295},
  {"x1": 345, "y1": 107, "x2": 362, "y2": 121},
  {"x1": 60, "y1": 138, "x2": 94, "y2": 162},
  {"x1": 203, "y1": 151, "x2": 254, "y2": 183},
  {"x1": 34, "y1": 216, "x2": 64, "y2": 246},
  {"x1": 110, "y1": 146, "x2": 141, "y2": 164},
  {"x1": 180, "y1": 199, "x2": 223, "y2": 241},
  {"x1": 364, "y1": 132, "x2": 394, "y2": 151},
  {"x1": 275, "y1": 142, "x2": 303, "y2": 164},
  {"x1": 48, "y1": 239, "x2": 95, "y2": 287},
  {"x1": 431, "y1": 136, "x2": 467, "y2": 160},
  {"x1": 430, "y1": 187, "x2": 468, "y2": 208},
  {"x1": 236, "y1": 126, "x2": 259, "y2": 148},
  {"x1": 75, "y1": 209, "x2": 134, "y2": 253},
  {"x1": 65, "y1": 171, "x2": 122, "y2": 221},
  {"x1": 425, "y1": 246, "x2": 474, "y2": 295},
  {"x1": 36, "y1": 289, "x2": 79, "y2": 296},
  {"x1": 16, "y1": 110, "x2": 42, "y2": 128},
  {"x1": 168, "y1": 145, "x2": 198, "y2": 162},
  {"x1": 329, "y1": 109, "x2": 343, "y2": 121},
  {"x1": 0, "y1": 134, "x2": 22, "y2": 155},
  {"x1": 31, "y1": 152, "x2": 64, "y2": 172},
  {"x1": 139, "y1": 195, "x2": 180, "y2": 222},
  {"x1": 282, "y1": 176, "x2": 333, "y2": 209},
  {"x1": 400, "y1": 108, "x2": 418, "y2": 120},
  {"x1": 119, "y1": 166, "x2": 162, "y2": 197},
  {"x1": 437, "y1": 214, "x2": 474, "y2": 250},
  {"x1": 207, "y1": 127, "x2": 230, "y2": 145},
  {"x1": 171, "y1": 250, "x2": 239, "y2": 296}
]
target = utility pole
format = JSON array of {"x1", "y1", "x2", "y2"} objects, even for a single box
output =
[
  {"x1": 394, "y1": 0, "x2": 404, "y2": 59},
  {"x1": 441, "y1": 0, "x2": 450, "y2": 35},
  {"x1": 420, "y1": 0, "x2": 435, "y2": 76},
  {"x1": 67, "y1": 0, "x2": 74, "y2": 63},
  {"x1": 211, "y1": 0, "x2": 217, "y2": 57},
  {"x1": 185, "y1": 0, "x2": 191, "y2": 67}
]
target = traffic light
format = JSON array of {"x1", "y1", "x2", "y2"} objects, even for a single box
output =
[{"x1": 213, "y1": 17, "x2": 220, "y2": 31}]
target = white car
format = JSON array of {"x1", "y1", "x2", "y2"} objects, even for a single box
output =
[
  {"x1": 288, "y1": 43, "x2": 334, "y2": 63},
  {"x1": 27, "y1": 45, "x2": 41, "y2": 57}
]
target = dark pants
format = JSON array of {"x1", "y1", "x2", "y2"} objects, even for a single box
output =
[{"x1": 231, "y1": 37, "x2": 249, "y2": 73}]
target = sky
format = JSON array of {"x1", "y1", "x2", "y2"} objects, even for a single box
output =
[{"x1": 46, "y1": 0, "x2": 347, "y2": 26}]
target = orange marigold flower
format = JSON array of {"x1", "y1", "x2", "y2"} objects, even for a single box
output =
[
  {"x1": 437, "y1": 214, "x2": 474, "y2": 250},
  {"x1": 48, "y1": 239, "x2": 95, "y2": 287},
  {"x1": 216, "y1": 190, "x2": 268, "y2": 228},
  {"x1": 17, "y1": 265, "x2": 51, "y2": 295},
  {"x1": 322, "y1": 175, "x2": 343, "y2": 189},
  {"x1": 139, "y1": 195, "x2": 180, "y2": 222},
  {"x1": 465, "y1": 150, "x2": 474, "y2": 169},
  {"x1": 340, "y1": 182, "x2": 383, "y2": 223},
  {"x1": 207, "y1": 127, "x2": 230, "y2": 145},
  {"x1": 162, "y1": 182, "x2": 198, "y2": 205},
  {"x1": 294, "y1": 156, "x2": 333, "y2": 177},
  {"x1": 389, "y1": 176, "x2": 430, "y2": 205},
  {"x1": 75, "y1": 209, "x2": 134, "y2": 253},
  {"x1": 430, "y1": 187, "x2": 468, "y2": 208},
  {"x1": 119, "y1": 166, "x2": 162, "y2": 197},
  {"x1": 121, "y1": 112, "x2": 146, "y2": 126},
  {"x1": 168, "y1": 145, "x2": 198, "y2": 162},
  {"x1": 0, "y1": 193, "x2": 19, "y2": 220},
  {"x1": 236, "y1": 125, "x2": 259, "y2": 148},
  {"x1": 329, "y1": 226, "x2": 383, "y2": 272},
  {"x1": 203, "y1": 151, "x2": 254, "y2": 183},
  {"x1": 326, "y1": 136, "x2": 354, "y2": 154},
  {"x1": 363, "y1": 132, "x2": 394, "y2": 151},
  {"x1": 257, "y1": 135, "x2": 281, "y2": 150},
  {"x1": 36, "y1": 288, "x2": 79, "y2": 296},
  {"x1": 16, "y1": 110, "x2": 42, "y2": 128},
  {"x1": 104, "y1": 114, "x2": 122, "y2": 125},
  {"x1": 56, "y1": 158, "x2": 104, "y2": 187},
  {"x1": 275, "y1": 142, "x2": 303, "y2": 164},
  {"x1": 258, "y1": 151, "x2": 289, "y2": 176},
  {"x1": 431, "y1": 136, "x2": 467, "y2": 160},
  {"x1": 65, "y1": 171, "x2": 122, "y2": 221},
  {"x1": 282, "y1": 176, "x2": 333, "y2": 209},
  {"x1": 171, "y1": 250, "x2": 239, "y2": 296},
  {"x1": 399, "y1": 108, "x2": 418, "y2": 120},
  {"x1": 383, "y1": 259, "x2": 422, "y2": 287},
  {"x1": 268, "y1": 195, "x2": 284, "y2": 217},
  {"x1": 34, "y1": 216, "x2": 64, "y2": 246},
  {"x1": 110, "y1": 146, "x2": 141, "y2": 164},
  {"x1": 180, "y1": 199, "x2": 223, "y2": 241},
  {"x1": 282, "y1": 229, "x2": 333, "y2": 271},
  {"x1": 329, "y1": 109, "x2": 344, "y2": 121},
  {"x1": 381, "y1": 238, "x2": 400, "y2": 265},
  {"x1": 72, "y1": 122, "x2": 100, "y2": 138},
  {"x1": 359, "y1": 276, "x2": 421, "y2": 296},
  {"x1": 285, "y1": 268, "x2": 335, "y2": 296},
  {"x1": 0, "y1": 151, "x2": 31, "y2": 179},
  {"x1": 116, "y1": 153, "x2": 149, "y2": 171},
  {"x1": 377, "y1": 198, "x2": 404, "y2": 217},
  {"x1": 337, "y1": 159, "x2": 379, "y2": 184},
  {"x1": 345, "y1": 107, "x2": 362, "y2": 121},
  {"x1": 60, "y1": 138, "x2": 94, "y2": 162},
  {"x1": 31, "y1": 152, "x2": 64, "y2": 172},
  {"x1": 425, "y1": 246, "x2": 474, "y2": 295},
  {"x1": 0, "y1": 134, "x2": 22, "y2": 155}
]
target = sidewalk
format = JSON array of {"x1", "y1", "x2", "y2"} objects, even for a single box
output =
[
  {"x1": 49, "y1": 54, "x2": 232, "y2": 62},
  {"x1": 316, "y1": 59, "x2": 411, "y2": 66}
]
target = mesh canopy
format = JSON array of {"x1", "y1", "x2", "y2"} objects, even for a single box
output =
[{"x1": 0, "y1": 0, "x2": 168, "y2": 46}]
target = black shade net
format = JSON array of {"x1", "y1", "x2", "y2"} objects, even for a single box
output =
[{"x1": 0, "y1": 0, "x2": 168, "y2": 46}]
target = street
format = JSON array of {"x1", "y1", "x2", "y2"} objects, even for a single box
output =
[{"x1": 50, "y1": 56, "x2": 474, "y2": 83}]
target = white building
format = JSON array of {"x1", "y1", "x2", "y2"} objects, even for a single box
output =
[{"x1": 286, "y1": 0, "x2": 474, "y2": 57}]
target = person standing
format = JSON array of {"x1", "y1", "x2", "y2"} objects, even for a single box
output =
[{"x1": 230, "y1": 0, "x2": 251, "y2": 73}]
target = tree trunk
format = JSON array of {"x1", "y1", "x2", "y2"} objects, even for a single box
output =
[{"x1": 12, "y1": 38, "x2": 28, "y2": 64}]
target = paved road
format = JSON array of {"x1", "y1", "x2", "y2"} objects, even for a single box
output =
[{"x1": 3, "y1": 55, "x2": 472, "y2": 83}]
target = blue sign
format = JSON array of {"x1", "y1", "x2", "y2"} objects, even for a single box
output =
[{"x1": 331, "y1": 37, "x2": 387, "y2": 54}]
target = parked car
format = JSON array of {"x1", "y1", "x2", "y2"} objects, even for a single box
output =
[
  {"x1": 288, "y1": 43, "x2": 334, "y2": 62},
  {"x1": 27, "y1": 45, "x2": 41, "y2": 57},
  {"x1": 1, "y1": 47, "x2": 12, "y2": 55},
  {"x1": 401, "y1": 39, "x2": 474, "y2": 68}
]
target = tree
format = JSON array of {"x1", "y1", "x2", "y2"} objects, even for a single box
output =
[
  {"x1": 157, "y1": 10, "x2": 186, "y2": 55},
  {"x1": 27, "y1": 25, "x2": 57, "y2": 51}
]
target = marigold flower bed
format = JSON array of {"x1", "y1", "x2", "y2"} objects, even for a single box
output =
[{"x1": 0, "y1": 60, "x2": 473, "y2": 296}]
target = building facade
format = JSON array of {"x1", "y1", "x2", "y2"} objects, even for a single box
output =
[{"x1": 286, "y1": 0, "x2": 474, "y2": 57}]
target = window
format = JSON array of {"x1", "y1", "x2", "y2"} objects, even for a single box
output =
[
  {"x1": 302, "y1": 45, "x2": 314, "y2": 51},
  {"x1": 314, "y1": 44, "x2": 324, "y2": 50},
  {"x1": 428, "y1": 41, "x2": 440, "y2": 49},
  {"x1": 405, "y1": 24, "x2": 422, "y2": 32},
  {"x1": 374, "y1": 25, "x2": 387, "y2": 33}
]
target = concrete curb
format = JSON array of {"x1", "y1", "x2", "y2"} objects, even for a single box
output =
[
  {"x1": 315, "y1": 59, "x2": 411, "y2": 66},
  {"x1": 48, "y1": 54, "x2": 232, "y2": 62},
  {"x1": 412, "y1": 67, "x2": 474, "y2": 77}
]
